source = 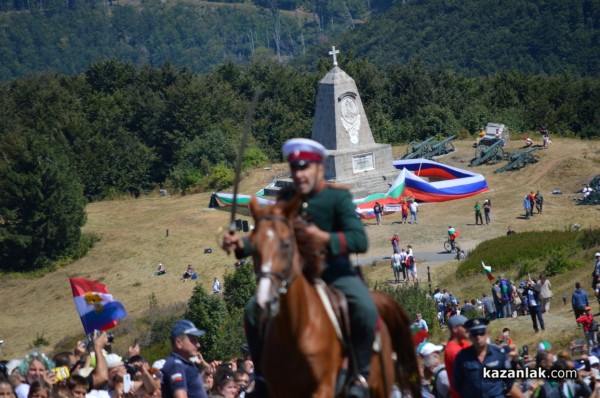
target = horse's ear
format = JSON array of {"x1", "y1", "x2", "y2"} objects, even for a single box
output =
[{"x1": 282, "y1": 194, "x2": 301, "y2": 218}]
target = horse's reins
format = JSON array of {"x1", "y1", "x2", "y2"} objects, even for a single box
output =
[{"x1": 253, "y1": 213, "x2": 297, "y2": 296}]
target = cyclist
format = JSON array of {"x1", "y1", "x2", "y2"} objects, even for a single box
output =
[{"x1": 448, "y1": 226, "x2": 457, "y2": 252}]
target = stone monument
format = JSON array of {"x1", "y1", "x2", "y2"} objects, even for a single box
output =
[{"x1": 311, "y1": 46, "x2": 397, "y2": 198}]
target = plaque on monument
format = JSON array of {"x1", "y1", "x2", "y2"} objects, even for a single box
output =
[{"x1": 352, "y1": 153, "x2": 374, "y2": 172}]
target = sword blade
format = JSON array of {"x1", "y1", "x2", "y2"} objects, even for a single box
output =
[{"x1": 230, "y1": 87, "x2": 262, "y2": 233}]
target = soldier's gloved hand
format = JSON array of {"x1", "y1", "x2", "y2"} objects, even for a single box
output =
[
  {"x1": 294, "y1": 219, "x2": 329, "y2": 248},
  {"x1": 222, "y1": 232, "x2": 244, "y2": 254}
]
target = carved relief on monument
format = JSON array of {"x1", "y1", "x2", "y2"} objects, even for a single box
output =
[{"x1": 339, "y1": 92, "x2": 360, "y2": 144}]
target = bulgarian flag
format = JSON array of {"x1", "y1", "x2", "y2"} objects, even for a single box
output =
[
  {"x1": 481, "y1": 261, "x2": 495, "y2": 281},
  {"x1": 70, "y1": 278, "x2": 127, "y2": 335},
  {"x1": 411, "y1": 324, "x2": 428, "y2": 346}
]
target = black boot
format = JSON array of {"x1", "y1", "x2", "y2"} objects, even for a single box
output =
[{"x1": 347, "y1": 375, "x2": 370, "y2": 398}]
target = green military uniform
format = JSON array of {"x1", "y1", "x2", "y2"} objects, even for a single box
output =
[{"x1": 240, "y1": 184, "x2": 378, "y2": 378}]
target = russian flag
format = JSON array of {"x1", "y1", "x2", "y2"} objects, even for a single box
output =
[{"x1": 69, "y1": 278, "x2": 127, "y2": 335}]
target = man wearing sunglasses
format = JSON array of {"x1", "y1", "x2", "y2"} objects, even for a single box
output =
[{"x1": 452, "y1": 318, "x2": 524, "y2": 398}]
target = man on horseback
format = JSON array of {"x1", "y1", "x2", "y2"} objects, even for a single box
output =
[{"x1": 222, "y1": 138, "x2": 377, "y2": 398}]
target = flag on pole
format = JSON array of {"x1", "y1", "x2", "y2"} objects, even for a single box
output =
[
  {"x1": 411, "y1": 324, "x2": 428, "y2": 346},
  {"x1": 69, "y1": 278, "x2": 127, "y2": 335},
  {"x1": 481, "y1": 261, "x2": 495, "y2": 281}
]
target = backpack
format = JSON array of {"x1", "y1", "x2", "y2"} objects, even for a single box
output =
[
  {"x1": 430, "y1": 366, "x2": 446, "y2": 398},
  {"x1": 592, "y1": 319, "x2": 599, "y2": 332},
  {"x1": 500, "y1": 279, "x2": 511, "y2": 302}
]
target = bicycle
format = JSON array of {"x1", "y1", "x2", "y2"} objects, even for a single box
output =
[{"x1": 443, "y1": 237, "x2": 461, "y2": 253}]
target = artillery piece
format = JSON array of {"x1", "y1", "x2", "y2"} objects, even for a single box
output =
[
  {"x1": 424, "y1": 135, "x2": 456, "y2": 158},
  {"x1": 469, "y1": 139, "x2": 505, "y2": 167},
  {"x1": 494, "y1": 147, "x2": 539, "y2": 173},
  {"x1": 402, "y1": 137, "x2": 435, "y2": 159}
]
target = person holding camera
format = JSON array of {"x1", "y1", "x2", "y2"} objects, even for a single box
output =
[{"x1": 524, "y1": 279, "x2": 545, "y2": 333}]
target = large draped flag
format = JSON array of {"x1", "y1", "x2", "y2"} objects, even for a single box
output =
[
  {"x1": 69, "y1": 278, "x2": 127, "y2": 335},
  {"x1": 481, "y1": 261, "x2": 495, "y2": 281}
]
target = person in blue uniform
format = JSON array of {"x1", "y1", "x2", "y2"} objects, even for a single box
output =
[
  {"x1": 452, "y1": 318, "x2": 523, "y2": 398},
  {"x1": 161, "y1": 320, "x2": 208, "y2": 398},
  {"x1": 222, "y1": 138, "x2": 376, "y2": 398}
]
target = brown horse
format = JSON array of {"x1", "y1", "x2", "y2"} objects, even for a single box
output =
[{"x1": 247, "y1": 196, "x2": 421, "y2": 398}]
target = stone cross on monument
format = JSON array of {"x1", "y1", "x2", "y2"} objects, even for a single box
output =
[
  {"x1": 329, "y1": 46, "x2": 339, "y2": 67},
  {"x1": 310, "y1": 46, "x2": 397, "y2": 198}
]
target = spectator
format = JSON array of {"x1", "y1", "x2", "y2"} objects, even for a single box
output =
[
  {"x1": 506, "y1": 226, "x2": 516, "y2": 235},
  {"x1": 0, "y1": 382, "x2": 16, "y2": 398},
  {"x1": 523, "y1": 195, "x2": 531, "y2": 220},
  {"x1": 401, "y1": 200, "x2": 409, "y2": 224},
  {"x1": 391, "y1": 250, "x2": 403, "y2": 283},
  {"x1": 418, "y1": 343, "x2": 449, "y2": 398},
  {"x1": 528, "y1": 191, "x2": 536, "y2": 217},
  {"x1": 209, "y1": 366, "x2": 237, "y2": 398},
  {"x1": 483, "y1": 200, "x2": 491, "y2": 225},
  {"x1": 534, "y1": 191, "x2": 544, "y2": 214},
  {"x1": 373, "y1": 202, "x2": 382, "y2": 225},
  {"x1": 16, "y1": 351, "x2": 55, "y2": 398},
  {"x1": 409, "y1": 200, "x2": 419, "y2": 224},
  {"x1": 154, "y1": 263, "x2": 167, "y2": 277},
  {"x1": 182, "y1": 265, "x2": 196, "y2": 282},
  {"x1": 473, "y1": 201, "x2": 483, "y2": 225},
  {"x1": 583, "y1": 184, "x2": 593, "y2": 199},
  {"x1": 26, "y1": 381, "x2": 51, "y2": 398},
  {"x1": 233, "y1": 370, "x2": 250, "y2": 398},
  {"x1": 593, "y1": 253, "x2": 600, "y2": 292},
  {"x1": 572, "y1": 282, "x2": 590, "y2": 319},
  {"x1": 406, "y1": 245, "x2": 416, "y2": 282},
  {"x1": 524, "y1": 279, "x2": 545, "y2": 333},
  {"x1": 390, "y1": 233, "x2": 400, "y2": 254},
  {"x1": 481, "y1": 293, "x2": 496, "y2": 321},
  {"x1": 539, "y1": 274, "x2": 553, "y2": 313},
  {"x1": 161, "y1": 320, "x2": 208, "y2": 398},
  {"x1": 453, "y1": 318, "x2": 521, "y2": 398},
  {"x1": 212, "y1": 278, "x2": 221, "y2": 294},
  {"x1": 444, "y1": 315, "x2": 470, "y2": 398},
  {"x1": 576, "y1": 306, "x2": 597, "y2": 354},
  {"x1": 414, "y1": 312, "x2": 428, "y2": 332},
  {"x1": 492, "y1": 281, "x2": 503, "y2": 319}
]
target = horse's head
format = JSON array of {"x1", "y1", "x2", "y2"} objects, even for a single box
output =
[{"x1": 248, "y1": 195, "x2": 301, "y2": 314}]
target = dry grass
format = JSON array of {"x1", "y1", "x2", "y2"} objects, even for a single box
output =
[{"x1": 0, "y1": 137, "x2": 599, "y2": 358}]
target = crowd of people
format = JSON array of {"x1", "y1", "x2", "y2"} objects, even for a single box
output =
[
  {"x1": 0, "y1": 322, "x2": 254, "y2": 398},
  {"x1": 390, "y1": 236, "x2": 417, "y2": 283}
]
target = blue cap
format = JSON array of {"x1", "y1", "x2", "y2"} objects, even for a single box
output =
[
  {"x1": 171, "y1": 319, "x2": 206, "y2": 338},
  {"x1": 464, "y1": 318, "x2": 489, "y2": 334},
  {"x1": 448, "y1": 315, "x2": 468, "y2": 328}
]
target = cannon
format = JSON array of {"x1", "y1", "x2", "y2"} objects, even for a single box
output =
[
  {"x1": 494, "y1": 147, "x2": 539, "y2": 173},
  {"x1": 402, "y1": 137, "x2": 436, "y2": 159},
  {"x1": 421, "y1": 135, "x2": 456, "y2": 159},
  {"x1": 469, "y1": 139, "x2": 505, "y2": 167}
]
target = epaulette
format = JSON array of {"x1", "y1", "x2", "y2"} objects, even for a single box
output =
[{"x1": 326, "y1": 182, "x2": 351, "y2": 191}]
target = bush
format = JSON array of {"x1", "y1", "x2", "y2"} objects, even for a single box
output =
[
  {"x1": 579, "y1": 227, "x2": 600, "y2": 250},
  {"x1": 376, "y1": 283, "x2": 439, "y2": 339},
  {"x1": 223, "y1": 263, "x2": 256, "y2": 313},
  {"x1": 457, "y1": 230, "x2": 580, "y2": 278}
]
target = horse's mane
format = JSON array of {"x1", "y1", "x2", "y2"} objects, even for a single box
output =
[{"x1": 276, "y1": 186, "x2": 325, "y2": 281}]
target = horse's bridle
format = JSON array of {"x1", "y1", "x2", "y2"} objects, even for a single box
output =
[{"x1": 252, "y1": 214, "x2": 297, "y2": 297}]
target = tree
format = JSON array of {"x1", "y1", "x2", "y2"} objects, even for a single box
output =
[
  {"x1": 184, "y1": 284, "x2": 228, "y2": 361},
  {"x1": 223, "y1": 262, "x2": 257, "y2": 313},
  {"x1": 0, "y1": 132, "x2": 87, "y2": 271}
]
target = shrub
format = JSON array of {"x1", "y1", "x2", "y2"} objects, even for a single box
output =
[
  {"x1": 376, "y1": 283, "x2": 439, "y2": 339},
  {"x1": 223, "y1": 263, "x2": 256, "y2": 313},
  {"x1": 579, "y1": 227, "x2": 600, "y2": 250}
]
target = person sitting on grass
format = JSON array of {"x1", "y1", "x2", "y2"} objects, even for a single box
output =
[
  {"x1": 153, "y1": 263, "x2": 167, "y2": 277},
  {"x1": 181, "y1": 265, "x2": 196, "y2": 282}
]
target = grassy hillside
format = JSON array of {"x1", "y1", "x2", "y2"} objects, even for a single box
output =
[{"x1": 0, "y1": 137, "x2": 599, "y2": 358}]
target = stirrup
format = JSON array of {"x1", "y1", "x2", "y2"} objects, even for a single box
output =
[{"x1": 347, "y1": 375, "x2": 369, "y2": 398}]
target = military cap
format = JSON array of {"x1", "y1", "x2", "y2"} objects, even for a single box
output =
[
  {"x1": 464, "y1": 317, "x2": 489, "y2": 334},
  {"x1": 282, "y1": 138, "x2": 328, "y2": 166}
]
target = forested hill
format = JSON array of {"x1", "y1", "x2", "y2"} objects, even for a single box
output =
[
  {"x1": 335, "y1": 0, "x2": 600, "y2": 77},
  {"x1": 1, "y1": 0, "x2": 599, "y2": 80}
]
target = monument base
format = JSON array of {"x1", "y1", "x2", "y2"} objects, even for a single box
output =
[{"x1": 324, "y1": 143, "x2": 399, "y2": 198}]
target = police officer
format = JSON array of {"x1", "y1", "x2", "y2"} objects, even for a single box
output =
[
  {"x1": 452, "y1": 318, "x2": 523, "y2": 398},
  {"x1": 222, "y1": 138, "x2": 376, "y2": 398}
]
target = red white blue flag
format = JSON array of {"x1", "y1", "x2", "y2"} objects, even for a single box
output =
[{"x1": 69, "y1": 277, "x2": 127, "y2": 335}]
